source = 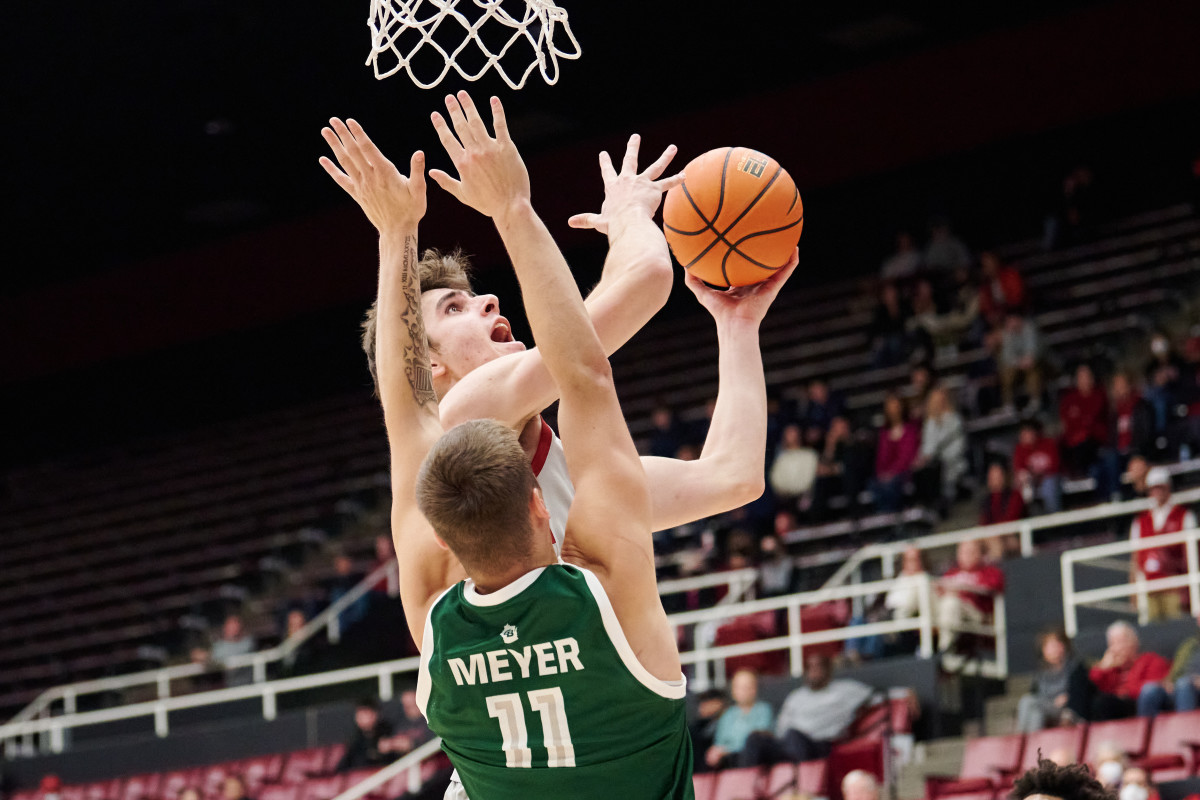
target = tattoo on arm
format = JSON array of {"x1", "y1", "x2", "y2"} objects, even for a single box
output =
[{"x1": 398, "y1": 234, "x2": 437, "y2": 408}]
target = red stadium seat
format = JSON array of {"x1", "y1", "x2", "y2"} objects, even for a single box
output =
[
  {"x1": 298, "y1": 776, "x2": 345, "y2": 800},
  {"x1": 1018, "y1": 726, "x2": 1086, "y2": 775},
  {"x1": 692, "y1": 772, "x2": 716, "y2": 800},
  {"x1": 797, "y1": 759, "x2": 829, "y2": 797},
  {"x1": 711, "y1": 767, "x2": 760, "y2": 800},
  {"x1": 850, "y1": 697, "x2": 914, "y2": 740},
  {"x1": 118, "y1": 775, "x2": 161, "y2": 800},
  {"x1": 340, "y1": 771, "x2": 378, "y2": 797},
  {"x1": 82, "y1": 781, "x2": 123, "y2": 800},
  {"x1": 60, "y1": 787, "x2": 86, "y2": 800},
  {"x1": 159, "y1": 771, "x2": 200, "y2": 800},
  {"x1": 281, "y1": 749, "x2": 328, "y2": 784},
  {"x1": 1135, "y1": 710, "x2": 1200, "y2": 781},
  {"x1": 198, "y1": 764, "x2": 240, "y2": 799},
  {"x1": 926, "y1": 734, "x2": 1023, "y2": 800},
  {"x1": 765, "y1": 763, "x2": 795, "y2": 796},
  {"x1": 239, "y1": 754, "x2": 285, "y2": 793},
  {"x1": 1084, "y1": 718, "x2": 1151, "y2": 765},
  {"x1": 322, "y1": 744, "x2": 347, "y2": 773},
  {"x1": 257, "y1": 786, "x2": 299, "y2": 800}
]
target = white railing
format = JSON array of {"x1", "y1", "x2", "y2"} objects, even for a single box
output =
[
  {"x1": 7, "y1": 559, "x2": 401, "y2": 731},
  {"x1": 823, "y1": 486, "x2": 1200, "y2": 590},
  {"x1": 1061, "y1": 527, "x2": 1200, "y2": 636},
  {"x1": 335, "y1": 738, "x2": 443, "y2": 800},
  {"x1": 1, "y1": 569, "x2": 1005, "y2": 756}
]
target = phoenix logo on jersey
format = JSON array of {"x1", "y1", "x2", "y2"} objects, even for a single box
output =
[
  {"x1": 448, "y1": 637, "x2": 584, "y2": 686},
  {"x1": 500, "y1": 624, "x2": 518, "y2": 644}
]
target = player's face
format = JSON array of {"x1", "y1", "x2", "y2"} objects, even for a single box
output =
[{"x1": 421, "y1": 288, "x2": 526, "y2": 383}]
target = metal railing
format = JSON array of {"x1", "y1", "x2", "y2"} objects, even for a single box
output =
[
  {"x1": 822, "y1": 485, "x2": 1200, "y2": 591},
  {"x1": 1061, "y1": 527, "x2": 1200, "y2": 636},
  {"x1": 2, "y1": 568, "x2": 1006, "y2": 757},
  {"x1": 334, "y1": 738, "x2": 443, "y2": 800}
]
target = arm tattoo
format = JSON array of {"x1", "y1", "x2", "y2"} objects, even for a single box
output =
[{"x1": 398, "y1": 234, "x2": 438, "y2": 408}]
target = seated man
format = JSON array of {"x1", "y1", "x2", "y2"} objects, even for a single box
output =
[
  {"x1": 335, "y1": 698, "x2": 402, "y2": 772},
  {"x1": 741, "y1": 653, "x2": 873, "y2": 764},
  {"x1": 706, "y1": 668, "x2": 773, "y2": 769},
  {"x1": 937, "y1": 539, "x2": 1005, "y2": 655},
  {"x1": 1089, "y1": 621, "x2": 1169, "y2": 720},
  {"x1": 1136, "y1": 612, "x2": 1200, "y2": 715}
]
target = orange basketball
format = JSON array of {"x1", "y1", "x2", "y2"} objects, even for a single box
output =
[{"x1": 662, "y1": 147, "x2": 803, "y2": 288}]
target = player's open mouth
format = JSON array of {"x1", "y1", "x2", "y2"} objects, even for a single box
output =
[{"x1": 490, "y1": 320, "x2": 514, "y2": 343}]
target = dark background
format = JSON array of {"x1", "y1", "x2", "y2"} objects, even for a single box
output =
[{"x1": 4, "y1": 0, "x2": 1200, "y2": 467}]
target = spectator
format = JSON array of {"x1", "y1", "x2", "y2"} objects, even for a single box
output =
[
  {"x1": 220, "y1": 777, "x2": 250, "y2": 800},
  {"x1": 981, "y1": 461, "x2": 1026, "y2": 526},
  {"x1": 1128, "y1": 468, "x2": 1196, "y2": 621},
  {"x1": 915, "y1": 386, "x2": 967, "y2": 515},
  {"x1": 768, "y1": 424, "x2": 818, "y2": 504},
  {"x1": 1121, "y1": 455, "x2": 1152, "y2": 502},
  {"x1": 370, "y1": 534, "x2": 395, "y2": 595},
  {"x1": 1014, "y1": 419, "x2": 1064, "y2": 514},
  {"x1": 1099, "y1": 374, "x2": 1156, "y2": 500},
  {"x1": 1094, "y1": 743, "x2": 1127, "y2": 789},
  {"x1": 1059, "y1": 364, "x2": 1110, "y2": 477},
  {"x1": 210, "y1": 614, "x2": 255, "y2": 687},
  {"x1": 937, "y1": 540, "x2": 1005, "y2": 655},
  {"x1": 904, "y1": 364, "x2": 935, "y2": 422},
  {"x1": 648, "y1": 404, "x2": 685, "y2": 459},
  {"x1": 1017, "y1": 627, "x2": 1092, "y2": 731},
  {"x1": 178, "y1": 789, "x2": 202, "y2": 800},
  {"x1": 279, "y1": 609, "x2": 319, "y2": 678},
  {"x1": 842, "y1": 770, "x2": 881, "y2": 800},
  {"x1": 1136, "y1": 612, "x2": 1200, "y2": 715},
  {"x1": 689, "y1": 689, "x2": 729, "y2": 773},
  {"x1": 978, "y1": 251, "x2": 1028, "y2": 326},
  {"x1": 757, "y1": 535, "x2": 797, "y2": 598},
  {"x1": 910, "y1": 279, "x2": 947, "y2": 345},
  {"x1": 880, "y1": 232, "x2": 922, "y2": 281},
  {"x1": 846, "y1": 546, "x2": 929, "y2": 660},
  {"x1": 335, "y1": 698, "x2": 401, "y2": 772},
  {"x1": 1119, "y1": 767, "x2": 1159, "y2": 800},
  {"x1": 1088, "y1": 621, "x2": 1170, "y2": 721},
  {"x1": 705, "y1": 669, "x2": 773, "y2": 769},
  {"x1": 924, "y1": 219, "x2": 971, "y2": 273},
  {"x1": 869, "y1": 283, "x2": 912, "y2": 368},
  {"x1": 1000, "y1": 311, "x2": 1044, "y2": 413},
  {"x1": 328, "y1": 553, "x2": 368, "y2": 630},
  {"x1": 390, "y1": 689, "x2": 434, "y2": 756},
  {"x1": 741, "y1": 653, "x2": 874, "y2": 764},
  {"x1": 811, "y1": 417, "x2": 868, "y2": 520},
  {"x1": 1010, "y1": 759, "x2": 1114, "y2": 800},
  {"x1": 870, "y1": 394, "x2": 921, "y2": 513},
  {"x1": 798, "y1": 379, "x2": 844, "y2": 444}
]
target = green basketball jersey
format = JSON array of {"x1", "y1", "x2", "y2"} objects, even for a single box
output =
[{"x1": 416, "y1": 564, "x2": 694, "y2": 800}]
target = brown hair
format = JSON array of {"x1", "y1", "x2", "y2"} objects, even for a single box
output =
[
  {"x1": 1035, "y1": 626, "x2": 1074, "y2": 662},
  {"x1": 1010, "y1": 759, "x2": 1113, "y2": 800},
  {"x1": 361, "y1": 248, "x2": 474, "y2": 396},
  {"x1": 416, "y1": 419, "x2": 537, "y2": 574}
]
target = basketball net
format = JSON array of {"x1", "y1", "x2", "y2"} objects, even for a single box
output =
[{"x1": 366, "y1": 0, "x2": 581, "y2": 89}]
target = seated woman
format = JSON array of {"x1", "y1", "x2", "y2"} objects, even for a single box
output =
[{"x1": 1016, "y1": 627, "x2": 1092, "y2": 732}]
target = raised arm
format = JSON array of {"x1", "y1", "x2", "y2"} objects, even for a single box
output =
[
  {"x1": 437, "y1": 134, "x2": 678, "y2": 429},
  {"x1": 641, "y1": 251, "x2": 799, "y2": 530},
  {"x1": 429, "y1": 92, "x2": 683, "y2": 681},
  {"x1": 319, "y1": 118, "x2": 461, "y2": 646}
]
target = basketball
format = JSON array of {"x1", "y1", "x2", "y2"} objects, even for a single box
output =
[{"x1": 662, "y1": 147, "x2": 804, "y2": 288}]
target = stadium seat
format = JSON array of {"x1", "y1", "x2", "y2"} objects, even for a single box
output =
[
  {"x1": 850, "y1": 697, "x2": 914, "y2": 740},
  {"x1": 692, "y1": 772, "x2": 716, "y2": 800},
  {"x1": 281, "y1": 748, "x2": 329, "y2": 783},
  {"x1": 82, "y1": 781, "x2": 122, "y2": 800},
  {"x1": 298, "y1": 775, "x2": 345, "y2": 800},
  {"x1": 1135, "y1": 710, "x2": 1200, "y2": 781},
  {"x1": 118, "y1": 775, "x2": 161, "y2": 800},
  {"x1": 257, "y1": 786, "x2": 299, "y2": 800},
  {"x1": 159, "y1": 771, "x2": 199, "y2": 800},
  {"x1": 764, "y1": 763, "x2": 795, "y2": 796},
  {"x1": 796, "y1": 759, "x2": 829, "y2": 796},
  {"x1": 240, "y1": 754, "x2": 285, "y2": 792},
  {"x1": 925, "y1": 734, "x2": 1024, "y2": 800},
  {"x1": 1083, "y1": 717, "x2": 1151, "y2": 766},
  {"x1": 322, "y1": 744, "x2": 347, "y2": 773},
  {"x1": 1013, "y1": 727, "x2": 1086, "y2": 782},
  {"x1": 711, "y1": 767, "x2": 760, "y2": 800},
  {"x1": 340, "y1": 771, "x2": 378, "y2": 797}
]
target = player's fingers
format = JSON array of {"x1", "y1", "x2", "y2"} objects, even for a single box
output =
[
  {"x1": 444, "y1": 94, "x2": 476, "y2": 148},
  {"x1": 642, "y1": 144, "x2": 678, "y2": 181},
  {"x1": 330, "y1": 118, "x2": 362, "y2": 159},
  {"x1": 428, "y1": 168, "x2": 464, "y2": 201},
  {"x1": 598, "y1": 151, "x2": 617, "y2": 183},
  {"x1": 321, "y1": 125, "x2": 359, "y2": 178},
  {"x1": 755, "y1": 247, "x2": 800, "y2": 297},
  {"x1": 430, "y1": 112, "x2": 465, "y2": 160},
  {"x1": 653, "y1": 171, "x2": 686, "y2": 193},
  {"x1": 408, "y1": 151, "x2": 426, "y2": 194},
  {"x1": 567, "y1": 213, "x2": 599, "y2": 229},
  {"x1": 456, "y1": 90, "x2": 489, "y2": 141},
  {"x1": 489, "y1": 96, "x2": 511, "y2": 142},
  {"x1": 346, "y1": 119, "x2": 387, "y2": 165},
  {"x1": 318, "y1": 156, "x2": 354, "y2": 194},
  {"x1": 621, "y1": 133, "x2": 640, "y2": 174}
]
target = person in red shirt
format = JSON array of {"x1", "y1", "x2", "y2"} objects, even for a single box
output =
[
  {"x1": 1088, "y1": 620, "x2": 1170, "y2": 720},
  {"x1": 980, "y1": 461, "x2": 1025, "y2": 525},
  {"x1": 1098, "y1": 373, "x2": 1156, "y2": 501},
  {"x1": 1013, "y1": 419, "x2": 1063, "y2": 513},
  {"x1": 870, "y1": 393, "x2": 921, "y2": 513},
  {"x1": 937, "y1": 539, "x2": 1005, "y2": 654},
  {"x1": 1129, "y1": 468, "x2": 1196, "y2": 621},
  {"x1": 1059, "y1": 363, "x2": 1110, "y2": 477},
  {"x1": 978, "y1": 251, "x2": 1028, "y2": 326}
]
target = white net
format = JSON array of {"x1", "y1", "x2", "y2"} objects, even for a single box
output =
[{"x1": 366, "y1": 0, "x2": 582, "y2": 89}]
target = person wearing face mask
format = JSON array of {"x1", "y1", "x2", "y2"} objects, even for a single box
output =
[
  {"x1": 1128, "y1": 468, "x2": 1196, "y2": 621},
  {"x1": 1093, "y1": 743, "x2": 1126, "y2": 790},
  {"x1": 1118, "y1": 766, "x2": 1158, "y2": 800}
]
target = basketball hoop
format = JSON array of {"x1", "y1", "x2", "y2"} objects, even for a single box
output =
[{"x1": 366, "y1": 0, "x2": 581, "y2": 90}]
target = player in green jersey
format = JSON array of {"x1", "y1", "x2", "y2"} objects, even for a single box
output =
[{"x1": 318, "y1": 90, "x2": 795, "y2": 799}]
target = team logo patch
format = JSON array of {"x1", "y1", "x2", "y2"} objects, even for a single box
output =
[
  {"x1": 737, "y1": 153, "x2": 769, "y2": 178},
  {"x1": 500, "y1": 624, "x2": 518, "y2": 644}
]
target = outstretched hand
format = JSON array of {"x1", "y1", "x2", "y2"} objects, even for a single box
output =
[
  {"x1": 684, "y1": 247, "x2": 800, "y2": 326},
  {"x1": 319, "y1": 118, "x2": 426, "y2": 233},
  {"x1": 568, "y1": 134, "x2": 683, "y2": 236},
  {"x1": 428, "y1": 91, "x2": 530, "y2": 223}
]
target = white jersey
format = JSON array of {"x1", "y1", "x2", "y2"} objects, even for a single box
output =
[{"x1": 530, "y1": 418, "x2": 574, "y2": 555}]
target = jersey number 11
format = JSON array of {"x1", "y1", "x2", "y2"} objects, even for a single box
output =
[{"x1": 485, "y1": 686, "x2": 576, "y2": 768}]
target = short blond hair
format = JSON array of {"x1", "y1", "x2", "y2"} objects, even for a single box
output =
[
  {"x1": 416, "y1": 419, "x2": 537, "y2": 574},
  {"x1": 361, "y1": 248, "x2": 474, "y2": 396}
]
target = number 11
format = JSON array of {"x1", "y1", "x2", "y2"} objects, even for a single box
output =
[{"x1": 485, "y1": 686, "x2": 575, "y2": 768}]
